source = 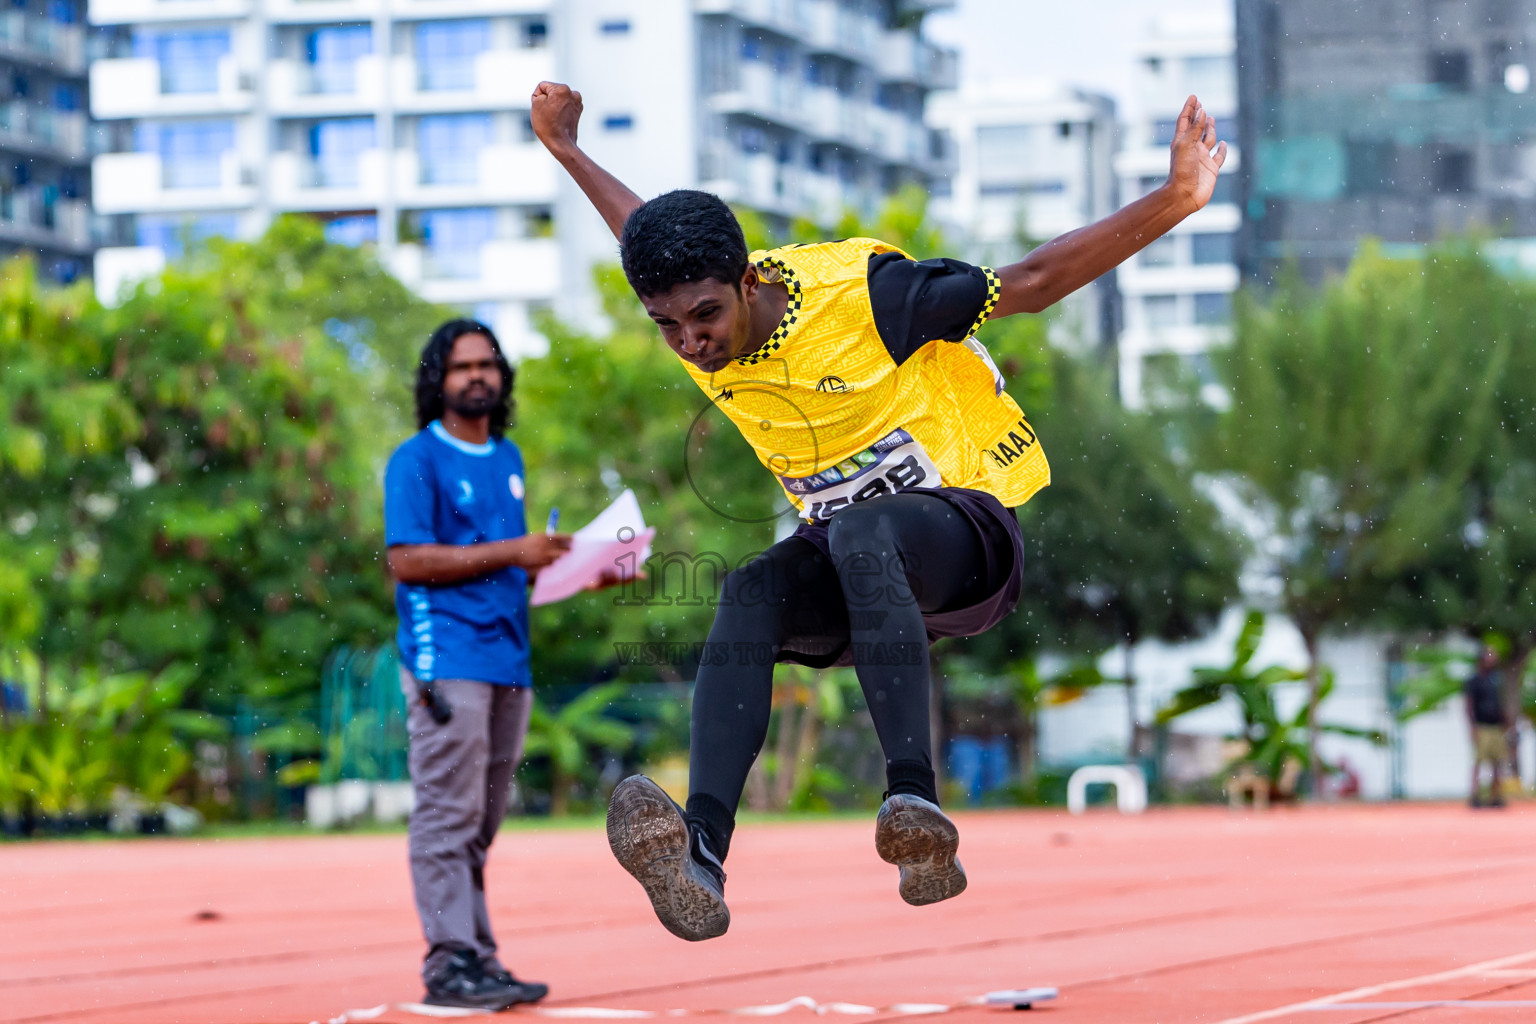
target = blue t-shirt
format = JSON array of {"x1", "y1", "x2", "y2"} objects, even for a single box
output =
[{"x1": 384, "y1": 421, "x2": 531, "y2": 686}]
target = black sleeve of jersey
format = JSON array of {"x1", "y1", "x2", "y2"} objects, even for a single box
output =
[{"x1": 866, "y1": 251, "x2": 999, "y2": 365}]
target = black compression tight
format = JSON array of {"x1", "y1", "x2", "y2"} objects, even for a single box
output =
[{"x1": 684, "y1": 492, "x2": 990, "y2": 861}]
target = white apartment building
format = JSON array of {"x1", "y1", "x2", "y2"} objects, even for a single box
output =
[
  {"x1": 1114, "y1": 14, "x2": 1241, "y2": 407},
  {"x1": 929, "y1": 81, "x2": 1118, "y2": 350},
  {"x1": 86, "y1": 0, "x2": 956, "y2": 355}
]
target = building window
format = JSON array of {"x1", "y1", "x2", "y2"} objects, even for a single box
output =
[
  {"x1": 324, "y1": 214, "x2": 377, "y2": 247},
  {"x1": 522, "y1": 19, "x2": 547, "y2": 48},
  {"x1": 136, "y1": 214, "x2": 238, "y2": 257},
  {"x1": 1210, "y1": 175, "x2": 1235, "y2": 205},
  {"x1": 1190, "y1": 232, "x2": 1234, "y2": 265},
  {"x1": 309, "y1": 117, "x2": 375, "y2": 188},
  {"x1": 1433, "y1": 148, "x2": 1474, "y2": 193},
  {"x1": 414, "y1": 207, "x2": 497, "y2": 279},
  {"x1": 1193, "y1": 292, "x2": 1232, "y2": 325},
  {"x1": 1153, "y1": 118, "x2": 1179, "y2": 145},
  {"x1": 1140, "y1": 235, "x2": 1177, "y2": 268},
  {"x1": 1345, "y1": 140, "x2": 1397, "y2": 195},
  {"x1": 603, "y1": 114, "x2": 634, "y2": 131},
  {"x1": 1430, "y1": 50, "x2": 1471, "y2": 91},
  {"x1": 135, "y1": 29, "x2": 230, "y2": 95},
  {"x1": 976, "y1": 124, "x2": 1038, "y2": 169},
  {"x1": 136, "y1": 120, "x2": 235, "y2": 189},
  {"x1": 416, "y1": 20, "x2": 489, "y2": 92},
  {"x1": 599, "y1": 19, "x2": 630, "y2": 34},
  {"x1": 417, "y1": 113, "x2": 493, "y2": 185},
  {"x1": 307, "y1": 25, "x2": 372, "y2": 95},
  {"x1": 1144, "y1": 294, "x2": 1179, "y2": 328},
  {"x1": 740, "y1": 35, "x2": 763, "y2": 61}
]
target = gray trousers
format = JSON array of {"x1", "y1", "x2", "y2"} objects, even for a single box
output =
[{"x1": 400, "y1": 669, "x2": 533, "y2": 980}]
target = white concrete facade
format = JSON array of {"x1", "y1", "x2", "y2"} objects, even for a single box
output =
[
  {"x1": 88, "y1": 0, "x2": 956, "y2": 355},
  {"x1": 1114, "y1": 14, "x2": 1242, "y2": 408},
  {"x1": 928, "y1": 81, "x2": 1118, "y2": 351}
]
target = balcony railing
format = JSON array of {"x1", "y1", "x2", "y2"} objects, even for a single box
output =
[
  {"x1": 0, "y1": 11, "x2": 84, "y2": 70},
  {"x1": 0, "y1": 102, "x2": 87, "y2": 156}
]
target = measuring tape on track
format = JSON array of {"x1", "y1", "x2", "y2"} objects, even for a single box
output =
[{"x1": 310, "y1": 989, "x2": 1058, "y2": 1024}]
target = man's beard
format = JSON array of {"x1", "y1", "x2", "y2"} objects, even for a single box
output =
[{"x1": 445, "y1": 383, "x2": 502, "y2": 419}]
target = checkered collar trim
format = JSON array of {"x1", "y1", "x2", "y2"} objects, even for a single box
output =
[{"x1": 736, "y1": 255, "x2": 803, "y2": 367}]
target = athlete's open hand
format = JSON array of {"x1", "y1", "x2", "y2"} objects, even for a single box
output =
[
  {"x1": 531, "y1": 81, "x2": 583, "y2": 157},
  {"x1": 1166, "y1": 94, "x2": 1228, "y2": 214}
]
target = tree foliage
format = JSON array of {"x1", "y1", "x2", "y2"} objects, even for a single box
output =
[{"x1": 0, "y1": 217, "x2": 445, "y2": 712}]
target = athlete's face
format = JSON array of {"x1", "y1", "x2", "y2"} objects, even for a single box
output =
[
  {"x1": 641, "y1": 270, "x2": 757, "y2": 373},
  {"x1": 441, "y1": 332, "x2": 504, "y2": 419}
]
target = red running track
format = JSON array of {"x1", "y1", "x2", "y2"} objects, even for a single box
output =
[{"x1": 4, "y1": 804, "x2": 1536, "y2": 1024}]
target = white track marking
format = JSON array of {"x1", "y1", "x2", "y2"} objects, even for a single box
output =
[
  {"x1": 310, "y1": 990, "x2": 1056, "y2": 1024},
  {"x1": 1302, "y1": 1002, "x2": 1536, "y2": 1010},
  {"x1": 1209, "y1": 948, "x2": 1536, "y2": 1024}
]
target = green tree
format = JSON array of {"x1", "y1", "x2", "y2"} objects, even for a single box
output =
[
  {"x1": 1205, "y1": 241, "x2": 1531, "y2": 784},
  {"x1": 0, "y1": 218, "x2": 443, "y2": 713},
  {"x1": 522, "y1": 682, "x2": 636, "y2": 814},
  {"x1": 956, "y1": 350, "x2": 1243, "y2": 753}
]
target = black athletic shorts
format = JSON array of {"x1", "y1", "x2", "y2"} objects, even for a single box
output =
[{"x1": 775, "y1": 486, "x2": 1025, "y2": 668}]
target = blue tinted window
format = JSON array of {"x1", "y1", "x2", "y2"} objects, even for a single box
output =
[
  {"x1": 136, "y1": 30, "x2": 231, "y2": 95},
  {"x1": 136, "y1": 120, "x2": 235, "y2": 188},
  {"x1": 416, "y1": 20, "x2": 489, "y2": 91},
  {"x1": 308, "y1": 25, "x2": 372, "y2": 93},
  {"x1": 417, "y1": 114, "x2": 493, "y2": 184},
  {"x1": 325, "y1": 214, "x2": 378, "y2": 247},
  {"x1": 47, "y1": 0, "x2": 76, "y2": 24},
  {"x1": 310, "y1": 118, "x2": 375, "y2": 187},
  {"x1": 1194, "y1": 292, "x2": 1232, "y2": 325},
  {"x1": 52, "y1": 83, "x2": 80, "y2": 111},
  {"x1": 1190, "y1": 232, "x2": 1234, "y2": 266},
  {"x1": 599, "y1": 19, "x2": 629, "y2": 34},
  {"x1": 603, "y1": 114, "x2": 633, "y2": 130},
  {"x1": 419, "y1": 208, "x2": 495, "y2": 278},
  {"x1": 136, "y1": 214, "x2": 238, "y2": 257}
]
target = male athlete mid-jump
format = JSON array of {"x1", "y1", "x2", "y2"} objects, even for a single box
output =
[{"x1": 532, "y1": 80, "x2": 1226, "y2": 941}]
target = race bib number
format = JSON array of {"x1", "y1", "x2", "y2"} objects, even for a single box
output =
[{"x1": 780, "y1": 428, "x2": 941, "y2": 523}]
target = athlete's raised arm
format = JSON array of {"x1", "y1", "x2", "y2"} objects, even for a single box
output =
[
  {"x1": 531, "y1": 81, "x2": 643, "y2": 240},
  {"x1": 989, "y1": 94, "x2": 1228, "y2": 318}
]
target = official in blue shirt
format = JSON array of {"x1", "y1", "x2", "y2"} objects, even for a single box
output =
[{"x1": 384, "y1": 320, "x2": 571, "y2": 1011}]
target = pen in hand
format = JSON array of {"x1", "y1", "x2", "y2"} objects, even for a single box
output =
[{"x1": 546, "y1": 507, "x2": 560, "y2": 534}]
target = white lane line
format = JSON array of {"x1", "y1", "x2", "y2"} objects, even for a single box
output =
[
  {"x1": 309, "y1": 990, "x2": 1058, "y2": 1024},
  {"x1": 1302, "y1": 1002, "x2": 1536, "y2": 1010},
  {"x1": 1207, "y1": 947, "x2": 1536, "y2": 1024}
]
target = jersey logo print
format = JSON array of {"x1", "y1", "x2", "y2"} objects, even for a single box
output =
[
  {"x1": 457, "y1": 480, "x2": 474, "y2": 503},
  {"x1": 816, "y1": 375, "x2": 852, "y2": 393}
]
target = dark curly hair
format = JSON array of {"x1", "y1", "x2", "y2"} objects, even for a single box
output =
[
  {"x1": 414, "y1": 319, "x2": 515, "y2": 436},
  {"x1": 620, "y1": 189, "x2": 749, "y2": 298}
]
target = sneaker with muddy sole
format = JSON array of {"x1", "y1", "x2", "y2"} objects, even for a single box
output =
[
  {"x1": 874, "y1": 794, "x2": 968, "y2": 906},
  {"x1": 606, "y1": 775, "x2": 730, "y2": 941}
]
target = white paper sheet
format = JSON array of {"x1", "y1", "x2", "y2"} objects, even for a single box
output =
[{"x1": 529, "y1": 489, "x2": 653, "y2": 607}]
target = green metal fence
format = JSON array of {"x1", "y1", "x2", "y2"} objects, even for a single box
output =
[{"x1": 318, "y1": 645, "x2": 409, "y2": 784}]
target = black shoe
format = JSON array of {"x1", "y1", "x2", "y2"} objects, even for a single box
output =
[
  {"x1": 606, "y1": 775, "x2": 730, "y2": 941},
  {"x1": 480, "y1": 961, "x2": 550, "y2": 1005},
  {"x1": 875, "y1": 794, "x2": 968, "y2": 907},
  {"x1": 423, "y1": 949, "x2": 522, "y2": 1011}
]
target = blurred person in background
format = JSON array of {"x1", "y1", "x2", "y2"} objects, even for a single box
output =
[
  {"x1": 1464, "y1": 647, "x2": 1510, "y2": 809},
  {"x1": 383, "y1": 319, "x2": 570, "y2": 1010}
]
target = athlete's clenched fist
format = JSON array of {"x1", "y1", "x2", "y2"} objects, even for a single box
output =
[{"x1": 531, "y1": 81, "x2": 583, "y2": 157}]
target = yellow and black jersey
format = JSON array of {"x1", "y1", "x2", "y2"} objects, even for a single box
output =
[{"x1": 679, "y1": 238, "x2": 1050, "y2": 522}]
